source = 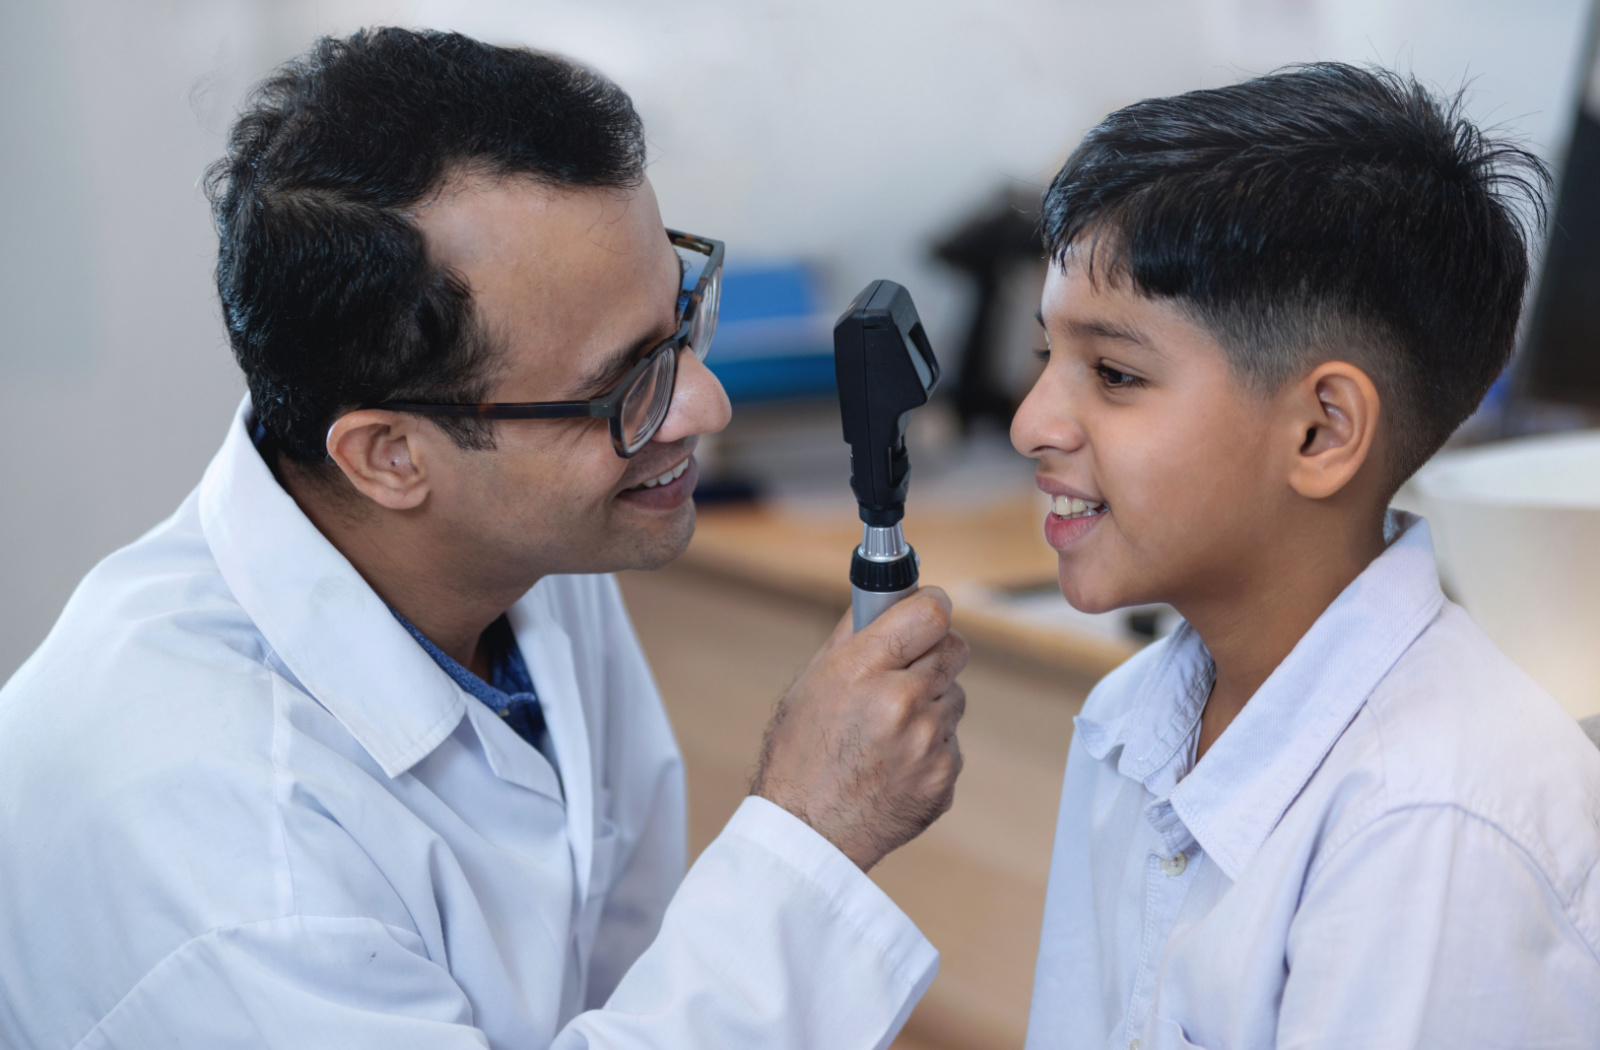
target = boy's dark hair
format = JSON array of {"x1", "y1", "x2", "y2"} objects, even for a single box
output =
[
  {"x1": 205, "y1": 28, "x2": 646, "y2": 465},
  {"x1": 1040, "y1": 63, "x2": 1550, "y2": 491}
]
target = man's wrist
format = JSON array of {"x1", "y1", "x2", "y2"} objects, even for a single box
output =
[{"x1": 748, "y1": 785, "x2": 882, "y2": 872}]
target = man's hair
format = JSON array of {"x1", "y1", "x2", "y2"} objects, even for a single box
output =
[
  {"x1": 1040, "y1": 63, "x2": 1550, "y2": 491},
  {"x1": 206, "y1": 28, "x2": 647, "y2": 465}
]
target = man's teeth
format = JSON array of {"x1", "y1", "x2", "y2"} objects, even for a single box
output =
[
  {"x1": 638, "y1": 459, "x2": 690, "y2": 489},
  {"x1": 1051, "y1": 495, "x2": 1106, "y2": 519}
]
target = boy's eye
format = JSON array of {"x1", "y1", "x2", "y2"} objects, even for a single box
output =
[
  {"x1": 1095, "y1": 362, "x2": 1142, "y2": 389},
  {"x1": 1033, "y1": 347, "x2": 1051, "y2": 363}
]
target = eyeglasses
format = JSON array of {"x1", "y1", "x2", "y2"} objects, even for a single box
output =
[{"x1": 373, "y1": 229, "x2": 724, "y2": 458}]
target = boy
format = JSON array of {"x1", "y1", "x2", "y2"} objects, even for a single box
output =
[{"x1": 1012, "y1": 64, "x2": 1600, "y2": 1048}]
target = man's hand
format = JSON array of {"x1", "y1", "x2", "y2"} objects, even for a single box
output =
[{"x1": 750, "y1": 587, "x2": 969, "y2": 872}]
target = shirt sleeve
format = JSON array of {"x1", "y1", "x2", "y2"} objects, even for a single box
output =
[
  {"x1": 1277, "y1": 805, "x2": 1600, "y2": 1050},
  {"x1": 560, "y1": 796, "x2": 939, "y2": 1050}
]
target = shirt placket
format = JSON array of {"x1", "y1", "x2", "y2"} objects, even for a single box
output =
[{"x1": 1122, "y1": 798, "x2": 1200, "y2": 1049}]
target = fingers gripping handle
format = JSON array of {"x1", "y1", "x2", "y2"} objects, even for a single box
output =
[
  {"x1": 850, "y1": 524, "x2": 920, "y2": 632},
  {"x1": 852, "y1": 581, "x2": 919, "y2": 632}
]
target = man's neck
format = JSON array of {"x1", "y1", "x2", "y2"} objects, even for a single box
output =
[
  {"x1": 280, "y1": 464, "x2": 531, "y2": 678},
  {"x1": 1184, "y1": 507, "x2": 1389, "y2": 762}
]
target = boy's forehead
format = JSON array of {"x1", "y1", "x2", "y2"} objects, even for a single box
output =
[{"x1": 1041, "y1": 259, "x2": 1220, "y2": 361}]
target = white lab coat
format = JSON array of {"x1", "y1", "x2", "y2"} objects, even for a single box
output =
[{"x1": 0, "y1": 400, "x2": 938, "y2": 1049}]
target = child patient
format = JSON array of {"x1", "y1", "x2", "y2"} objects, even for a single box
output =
[{"x1": 1013, "y1": 64, "x2": 1600, "y2": 1048}]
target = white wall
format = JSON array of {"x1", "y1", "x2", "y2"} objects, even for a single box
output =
[{"x1": 1, "y1": 0, "x2": 1591, "y2": 679}]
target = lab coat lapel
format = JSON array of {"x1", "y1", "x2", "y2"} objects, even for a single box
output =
[{"x1": 511, "y1": 586, "x2": 597, "y2": 906}]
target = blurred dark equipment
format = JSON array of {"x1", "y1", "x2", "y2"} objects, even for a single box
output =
[
  {"x1": 933, "y1": 188, "x2": 1043, "y2": 432},
  {"x1": 1516, "y1": 4, "x2": 1600, "y2": 408}
]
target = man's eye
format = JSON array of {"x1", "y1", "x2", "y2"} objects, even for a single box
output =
[
  {"x1": 1033, "y1": 347, "x2": 1051, "y2": 363},
  {"x1": 1096, "y1": 363, "x2": 1142, "y2": 389}
]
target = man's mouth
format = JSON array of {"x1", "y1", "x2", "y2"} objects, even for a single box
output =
[
  {"x1": 627, "y1": 457, "x2": 690, "y2": 492},
  {"x1": 1050, "y1": 494, "x2": 1108, "y2": 519}
]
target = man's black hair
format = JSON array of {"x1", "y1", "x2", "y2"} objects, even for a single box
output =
[
  {"x1": 1040, "y1": 62, "x2": 1550, "y2": 491},
  {"x1": 206, "y1": 28, "x2": 647, "y2": 465}
]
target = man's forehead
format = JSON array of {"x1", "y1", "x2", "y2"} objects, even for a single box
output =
[
  {"x1": 411, "y1": 172, "x2": 678, "y2": 397},
  {"x1": 413, "y1": 173, "x2": 652, "y2": 274}
]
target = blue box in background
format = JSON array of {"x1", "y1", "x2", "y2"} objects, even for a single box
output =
[{"x1": 707, "y1": 263, "x2": 837, "y2": 403}]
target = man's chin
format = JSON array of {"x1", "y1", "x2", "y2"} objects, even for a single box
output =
[{"x1": 619, "y1": 501, "x2": 698, "y2": 573}]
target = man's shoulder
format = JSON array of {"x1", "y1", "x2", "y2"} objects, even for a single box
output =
[
  {"x1": 1, "y1": 489, "x2": 280, "y2": 803},
  {"x1": 5, "y1": 488, "x2": 270, "y2": 699},
  {"x1": 1329, "y1": 599, "x2": 1600, "y2": 911}
]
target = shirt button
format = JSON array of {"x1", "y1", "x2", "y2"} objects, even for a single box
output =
[
  {"x1": 1160, "y1": 852, "x2": 1188, "y2": 877},
  {"x1": 1130, "y1": 1040, "x2": 1141, "y2": 1050}
]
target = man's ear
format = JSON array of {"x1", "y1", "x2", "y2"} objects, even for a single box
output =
[
  {"x1": 325, "y1": 410, "x2": 433, "y2": 510},
  {"x1": 1284, "y1": 361, "x2": 1381, "y2": 501}
]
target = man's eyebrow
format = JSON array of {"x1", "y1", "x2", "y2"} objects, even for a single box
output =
[{"x1": 571, "y1": 251, "x2": 689, "y2": 399}]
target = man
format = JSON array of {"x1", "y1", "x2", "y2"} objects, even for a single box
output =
[{"x1": 0, "y1": 29, "x2": 967, "y2": 1049}]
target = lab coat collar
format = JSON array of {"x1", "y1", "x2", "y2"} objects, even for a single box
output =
[
  {"x1": 1079, "y1": 511, "x2": 1444, "y2": 881},
  {"x1": 199, "y1": 399, "x2": 469, "y2": 779},
  {"x1": 509, "y1": 596, "x2": 598, "y2": 898}
]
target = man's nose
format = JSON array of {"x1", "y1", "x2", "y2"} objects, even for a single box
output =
[{"x1": 654, "y1": 349, "x2": 732, "y2": 445}]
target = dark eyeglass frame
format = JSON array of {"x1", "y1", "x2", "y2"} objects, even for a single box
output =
[{"x1": 372, "y1": 229, "x2": 724, "y2": 458}]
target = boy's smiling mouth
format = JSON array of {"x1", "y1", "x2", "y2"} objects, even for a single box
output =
[
  {"x1": 1050, "y1": 494, "x2": 1106, "y2": 519},
  {"x1": 1043, "y1": 491, "x2": 1109, "y2": 550}
]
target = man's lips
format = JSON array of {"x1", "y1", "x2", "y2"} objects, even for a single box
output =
[{"x1": 617, "y1": 455, "x2": 698, "y2": 510}]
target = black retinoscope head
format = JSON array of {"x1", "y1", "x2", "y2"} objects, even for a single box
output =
[{"x1": 833, "y1": 280, "x2": 941, "y2": 527}]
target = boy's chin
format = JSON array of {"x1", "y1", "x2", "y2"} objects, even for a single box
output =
[{"x1": 1056, "y1": 565, "x2": 1128, "y2": 616}]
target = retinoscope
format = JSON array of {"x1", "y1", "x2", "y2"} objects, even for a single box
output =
[{"x1": 833, "y1": 280, "x2": 941, "y2": 632}]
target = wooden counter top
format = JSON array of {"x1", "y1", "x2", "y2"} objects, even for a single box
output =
[{"x1": 681, "y1": 492, "x2": 1141, "y2": 678}]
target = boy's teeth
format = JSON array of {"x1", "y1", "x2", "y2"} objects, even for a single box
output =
[
  {"x1": 639, "y1": 458, "x2": 689, "y2": 489},
  {"x1": 1051, "y1": 494, "x2": 1105, "y2": 518}
]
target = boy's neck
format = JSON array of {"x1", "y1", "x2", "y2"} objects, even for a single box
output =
[{"x1": 1189, "y1": 508, "x2": 1389, "y2": 762}]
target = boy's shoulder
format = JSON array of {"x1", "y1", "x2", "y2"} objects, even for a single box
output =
[{"x1": 1328, "y1": 598, "x2": 1600, "y2": 921}]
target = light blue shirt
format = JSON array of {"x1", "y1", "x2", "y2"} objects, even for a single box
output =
[{"x1": 1027, "y1": 513, "x2": 1600, "y2": 1049}]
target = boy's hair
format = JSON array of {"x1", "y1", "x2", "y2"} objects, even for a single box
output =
[
  {"x1": 1040, "y1": 63, "x2": 1550, "y2": 492},
  {"x1": 205, "y1": 28, "x2": 646, "y2": 465}
]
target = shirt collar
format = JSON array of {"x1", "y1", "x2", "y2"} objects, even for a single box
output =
[
  {"x1": 1077, "y1": 511, "x2": 1445, "y2": 880},
  {"x1": 1074, "y1": 625, "x2": 1213, "y2": 797},
  {"x1": 388, "y1": 609, "x2": 538, "y2": 715},
  {"x1": 199, "y1": 398, "x2": 468, "y2": 778}
]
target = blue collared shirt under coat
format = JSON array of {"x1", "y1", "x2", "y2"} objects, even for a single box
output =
[{"x1": 1026, "y1": 513, "x2": 1600, "y2": 1049}]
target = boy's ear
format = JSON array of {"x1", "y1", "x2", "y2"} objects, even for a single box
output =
[
  {"x1": 325, "y1": 410, "x2": 434, "y2": 511},
  {"x1": 1283, "y1": 361, "x2": 1381, "y2": 501}
]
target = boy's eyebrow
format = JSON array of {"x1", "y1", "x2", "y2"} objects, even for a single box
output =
[
  {"x1": 1035, "y1": 309, "x2": 1155, "y2": 354},
  {"x1": 1064, "y1": 317, "x2": 1157, "y2": 352}
]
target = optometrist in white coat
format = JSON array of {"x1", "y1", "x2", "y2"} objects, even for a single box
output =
[{"x1": 0, "y1": 31, "x2": 968, "y2": 1050}]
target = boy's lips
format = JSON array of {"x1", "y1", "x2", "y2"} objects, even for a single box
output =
[{"x1": 1041, "y1": 491, "x2": 1108, "y2": 550}]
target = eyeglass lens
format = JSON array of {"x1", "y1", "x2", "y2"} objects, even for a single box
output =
[
  {"x1": 620, "y1": 343, "x2": 678, "y2": 454},
  {"x1": 675, "y1": 244, "x2": 721, "y2": 361}
]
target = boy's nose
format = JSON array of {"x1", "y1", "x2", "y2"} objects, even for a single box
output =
[
  {"x1": 1011, "y1": 372, "x2": 1085, "y2": 458},
  {"x1": 653, "y1": 349, "x2": 732, "y2": 446}
]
